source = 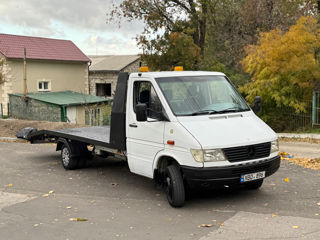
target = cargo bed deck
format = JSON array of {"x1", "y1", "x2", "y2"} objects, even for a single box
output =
[{"x1": 28, "y1": 126, "x2": 111, "y2": 148}]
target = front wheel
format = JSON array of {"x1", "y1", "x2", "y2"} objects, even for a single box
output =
[{"x1": 165, "y1": 165, "x2": 185, "y2": 208}]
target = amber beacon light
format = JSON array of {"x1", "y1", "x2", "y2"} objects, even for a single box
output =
[
  {"x1": 174, "y1": 66, "x2": 184, "y2": 71},
  {"x1": 139, "y1": 66, "x2": 149, "y2": 72}
]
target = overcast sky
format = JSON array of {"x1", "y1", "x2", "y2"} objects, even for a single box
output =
[{"x1": 0, "y1": 0, "x2": 142, "y2": 55}]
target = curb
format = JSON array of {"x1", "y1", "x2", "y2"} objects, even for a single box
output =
[
  {"x1": 0, "y1": 137, "x2": 28, "y2": 143},
  {"x1": 278, "y1": 133, "x2": 320, "y2": 140}
]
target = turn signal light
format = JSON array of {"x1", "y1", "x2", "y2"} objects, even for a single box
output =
[{"x1": 139, "y1": 66, "x2": 149, "y2": 72}]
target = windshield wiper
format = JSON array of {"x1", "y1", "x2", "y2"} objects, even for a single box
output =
[
  {"x1": 191, "y1": 107, "x2": 249, "y2": 116},
  {"x1": 191, "y1": 110, "x2": 219, "y2": 116},
  {"x1": 216, "y1": 107, "x2": 249, "y2": 113}
]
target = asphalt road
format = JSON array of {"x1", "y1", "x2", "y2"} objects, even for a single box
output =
[{"x1": 0, "y1": 142, "x2": 319, "y2": 240}]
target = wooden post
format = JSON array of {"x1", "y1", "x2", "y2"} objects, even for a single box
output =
[{"x1": 23, "y1": 48, "x2": 27, "y2": 99}]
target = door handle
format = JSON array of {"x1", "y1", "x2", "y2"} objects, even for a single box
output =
[{"x1": 129, "y1": 123, "x2": 138, "y2": 128}]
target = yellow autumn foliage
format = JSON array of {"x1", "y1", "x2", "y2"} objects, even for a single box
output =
[{"x1": 241, "y1": 16, "x2": 320, "y2": 113}]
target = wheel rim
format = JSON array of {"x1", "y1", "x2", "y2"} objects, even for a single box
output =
[
  {"x1": 62, "y1": 147, "x2": 70, "y2": 166},
  {"x1": 166, "y1": 176, "x2": 173, "y2": 203}
]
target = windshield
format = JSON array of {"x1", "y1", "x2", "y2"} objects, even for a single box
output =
[{"x1": 156, "y1": 75, "x2": 250, "y2": 116}]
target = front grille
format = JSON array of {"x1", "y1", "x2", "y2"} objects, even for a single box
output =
[{"x1": 223, "y1": 142, "x2": 271, "y2": 163}]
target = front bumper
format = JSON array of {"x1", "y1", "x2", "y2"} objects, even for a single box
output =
[{"x1": 181, "y1": 156, "x2": 280, "y2": 186}]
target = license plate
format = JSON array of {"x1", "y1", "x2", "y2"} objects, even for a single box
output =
[{"x1": 240, "y1": 171, "x2": 265, "y2": 183}]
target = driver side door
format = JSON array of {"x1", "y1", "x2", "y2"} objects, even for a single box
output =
[{"x1": 126, "y1": 80, "x2": 165, "y2": 178}]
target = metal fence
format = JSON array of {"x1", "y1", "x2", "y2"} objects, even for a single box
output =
[
  {"x1": 260, "y1": 100, "x2": 313, "y2": 132},
  {"x1": 0, "y1": 103, "x2": 10, "y2": 118},
  {"x1": 312, "y1": 91, "x2": 320, "y2": 127}
]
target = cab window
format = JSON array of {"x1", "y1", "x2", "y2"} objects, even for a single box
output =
[{"x1": 133, "y1": 81, "x2": 162, "y2": 119}]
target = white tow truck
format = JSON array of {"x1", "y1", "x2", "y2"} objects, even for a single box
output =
[{"x1": 26, "y1": 68, "x2": 280, "y2": 207}]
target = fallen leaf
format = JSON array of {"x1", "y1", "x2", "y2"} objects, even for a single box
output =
[
  {"x1": 271, "y1": 214, "x2": 277, "y2": 218},
  {"x1": 264, "y1": 203, "x2": 269, "y2": 207},
  {"x1": 129, "y1": 226, "x2": 134, "y2": 230},
  {"x1": 168, "y1": 218, "x2": 172, "y2": 221},
  {"x1": 69, "y1": 218, "x2": 88, "y2": 222},
  {"x1": 7, "y1": 184, "x2": 13, "y2": 187},
  {"x1": 315, "y1": 213, "x2": 319, "y2": 216},
  {"x1": 68, "y1": 177, "x2": 73, "y2": 180},
  {"x1": 292, "y1": 226, "x2": 299, "y2": 229},
  {"x1": 317, "y1": 202, "x2": 320, "y2": 206},
  {"x1": 66, "y1": 206, "x2": 72, "y2": 209},
  {"x1": 284, "y1": 177, "x2": 290, "y2": 183},
  {"x1": 48, "y1": 190, "x2": 55, "y2": 194},
  {"x1": 200, "y1": 224, "x2": 213, "y2": 228},
  {"x1": 33, "y1": 224, "x2": 39, "y2": 227},
  {"x1": 42, "y1": 194, "x2": 49, "y2": 197}
]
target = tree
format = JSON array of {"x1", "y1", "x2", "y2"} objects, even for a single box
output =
[
  {"x1": 241, "y1": 16, "x2": 320, "y2": 113},
  {"x1": 205, "y1": 0, "x2": 316, "y2": 69},
  {"x1": 108, "y1": 0, "x2": 211, "y2": 68},
  {"x1": 141, "y1": 32, "x2": 200, "y2": 70},
  {"x1": 108, "y1": 0, "x2": 317, "y2": 73}
]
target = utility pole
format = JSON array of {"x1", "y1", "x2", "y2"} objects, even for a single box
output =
[{"x1": 23, "y1": 48, "x2": 27, "y2": 100}]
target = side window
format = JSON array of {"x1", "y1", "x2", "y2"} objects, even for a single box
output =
[{"x1": 133, "y1": 81, "x2": 162, "y2": 119}]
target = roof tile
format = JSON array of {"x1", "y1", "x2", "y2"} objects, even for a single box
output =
[{"x1": 0, "y1": 33, "x2": 90, "y2": 62}]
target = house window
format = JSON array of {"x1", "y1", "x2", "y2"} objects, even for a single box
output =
[
  {"x1": 38, "y1": 81, "x2": 51, "y2": 92},
  {"x1": 96, "y1": 83, "x2": 111, "y2": 97}
]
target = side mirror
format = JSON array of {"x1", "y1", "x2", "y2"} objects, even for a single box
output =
[
  {"x1": 136, "y1": 103, "x2": 147, "y2": 122},
  {"x1": 253, "y1": 96, "x2": 261, "y2": 113}
]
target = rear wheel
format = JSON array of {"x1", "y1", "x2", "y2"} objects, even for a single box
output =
[
  {"x1": 245, "y1": 179, "x2": 264, "y2": 190},
  {"x1": 165, "y1": 165, "x2": 185, "y2": 208},
  {"x1": 61, "y1": 144, "x2": 79, "y2": 170}
]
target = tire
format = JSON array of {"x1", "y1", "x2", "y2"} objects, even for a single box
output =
[
  {"x1": 165, "y1": 165, "x2": 185, "y2": 208},
  {"x1": 61, "y1": 144, "x2": 79, "y2": 170},
  {"x1": 77, "y1": 158, "x2": 87, "y2": 169},
  {"x1": 245, "y1": 179, "x2": 264, "y2": 190}
]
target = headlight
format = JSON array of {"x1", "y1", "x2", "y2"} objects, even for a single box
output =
[
  {"x1": 191, "y1": 149, "x2": 226, "y2": 162},
  {"x1": 190, "y1": 149, "x2": 204, "y2": 162},
  {"x1": 271, "y1": 139, "x2": 279, "y2": 153}
]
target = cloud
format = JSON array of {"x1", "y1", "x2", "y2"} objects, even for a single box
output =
[
  {"x1": 83, "y1": 35, "x2": 140, "y2": 55},
  {"x1": 0, "y1": 0, "x2": 144, "y2": 54},
  {"x1": 0, "y1": 0, "x2": 143, "y2": 36}
]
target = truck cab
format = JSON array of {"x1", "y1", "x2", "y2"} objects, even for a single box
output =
[{"x1": 125, "y1": 70, "x2": 280, "y2": 207}]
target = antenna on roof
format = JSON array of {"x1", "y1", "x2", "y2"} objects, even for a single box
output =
[{"x1": 23, "y1": 48, "x2": 28, "y2": 100}]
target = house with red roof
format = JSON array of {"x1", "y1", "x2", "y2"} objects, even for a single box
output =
[{"x1": 0, "y1": 33, "x2": 91, "y2": 116}]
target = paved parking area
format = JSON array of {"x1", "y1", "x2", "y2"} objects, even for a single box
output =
[{"x1": 0, "y1": 142, "x2": 319, "y2": 240}]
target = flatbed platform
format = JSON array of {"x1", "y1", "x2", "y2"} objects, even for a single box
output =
[{"x1": 28, "y1": 126, "x2": 111, "y2": 148}]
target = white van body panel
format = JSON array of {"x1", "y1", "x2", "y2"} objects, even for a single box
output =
[
  {"x1": 177, "y1": 111, "x2": 277, "y2": 149},
  {"x1": 151, "y1": 121, "x2": 203, "y2": 170}
]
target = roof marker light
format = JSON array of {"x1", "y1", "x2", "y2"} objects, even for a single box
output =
[
  {"x1": 174, "y1": 66, "x2": 183, "y2": 71},
  {"x1": 139, "y1": 66, "x2": 149, "y2": 72}
]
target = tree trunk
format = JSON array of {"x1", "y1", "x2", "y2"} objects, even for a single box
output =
[
  {"x1": 199, "y1": 2, "x2": 207, "y2": 57},
  {"x1": 188, "y1": 0, "x2": 200, "y2": 51},
  {"x1": 318, "y1": 0, "x2": 320, "y2": 23},
  {"x1": 265, "y1": 0, "x2": 274, "y2": 30}
]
